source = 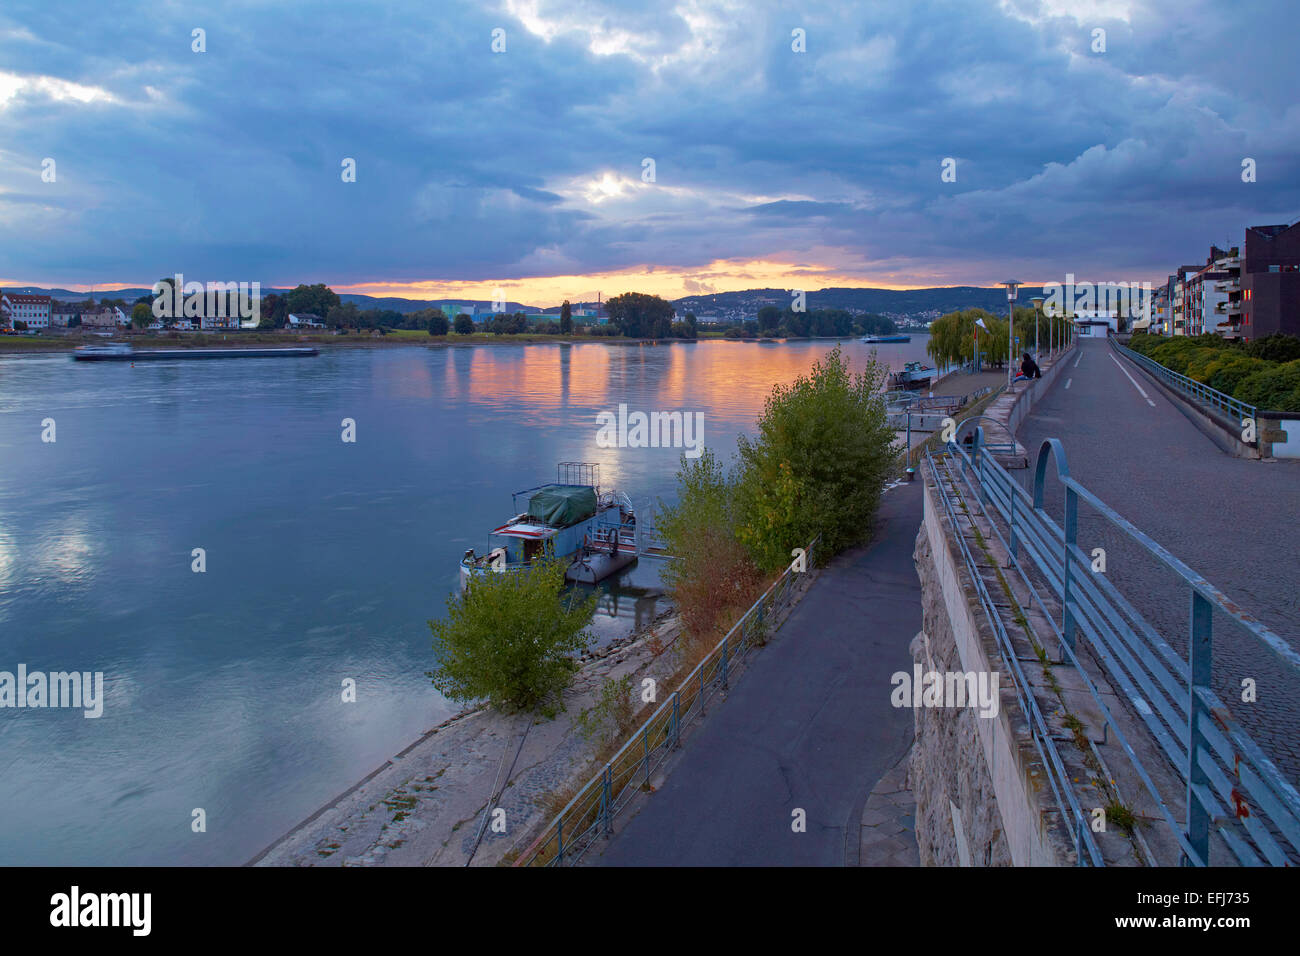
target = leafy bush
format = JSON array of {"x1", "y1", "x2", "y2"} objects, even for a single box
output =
[
  {"x1": 1244, "y1": 333, "x2": 1300, "y2": 364},
  {"x1": 734, "y1": 345, "x2": 897, "y2": 570},
  {"x1": 1235, "y1": 360, "x2": 1300, "y2": 412},
  {"x1": 453, "y1": 314, "x2": 474, "y2": 334},
  {"x1": 427, "y1": 312, "x2": 449, "y2": 335},
  {"x1": 656, "y1": 449, "x2": 764, "y2": 641},
  {"x1": 428, "y1": 558, "x2": 596, "y2": 716}
]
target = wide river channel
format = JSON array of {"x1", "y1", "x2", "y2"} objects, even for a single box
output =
[{"x1": 0, "y1": 335, "x2": 938, "y2": 864}]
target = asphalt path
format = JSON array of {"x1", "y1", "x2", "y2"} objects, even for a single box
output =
[
  {"x1": 591, "y1": 480, "x2": 922, "y2": 866},
  {"x1": 1016, "y1": 337, "x2": 1300, "y2": 778}
]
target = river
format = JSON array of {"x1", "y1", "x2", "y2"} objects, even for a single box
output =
[{"x1": 0, "y1": 335, "x2": 937, "y2": 865}]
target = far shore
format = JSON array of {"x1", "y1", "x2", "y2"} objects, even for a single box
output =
[{"x1": 0, "y1": 329, "x2": 929, "y2": 355}]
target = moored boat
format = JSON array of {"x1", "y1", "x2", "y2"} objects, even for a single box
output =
[
  {"x1": 460, "y1": 463, "x2": 640, "y2": 587},
  {"x1": 861, "y1": 334, "x2": 911, "y2": 343},
  {"x1": 889, "y1": 361, "x2": 935, "y2": 389}
]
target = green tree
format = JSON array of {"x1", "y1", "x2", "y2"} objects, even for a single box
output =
[
  {"x1": 326, "y1": 301, "x2": 360, "y2": 329},
  {"x1": 560, "y1": 300, "x2": 573, "y2": 334},
  {"x1": 285, "y1": 283, "x2": 340, "y2": 320},
  {"x1": 454, "y1": 313, "x2": 474, "y2": 335},
  {"x1": 427, "y1": 310, "x2": 449, "y2": 335},
  {"x1": 734, "y1": 346, "x2": 897, "y2": 570},
  {"x1": 605, "y1": 292, "x2": 675, "y2": 338},
  {"x1": 428, "y1": 558, "x2": 596, "y2": 715},
  {"x1": 130, "y1": 303, "x2": 151, "y2": 328},
  {"x1": 757, "y1": 305, "x2": 782, "y2": 333}
]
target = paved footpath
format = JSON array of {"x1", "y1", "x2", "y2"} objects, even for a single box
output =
[
  {"x1": 591, "y1": 481, "x2": 923, "y2": 866},
  {"x1": 1016, "y1": 337, "x2": 1300, "y2": 778}
]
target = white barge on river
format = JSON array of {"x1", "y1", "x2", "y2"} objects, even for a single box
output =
[{"x1": 460, "y1": 463, "x2": 656, "y2": 587}]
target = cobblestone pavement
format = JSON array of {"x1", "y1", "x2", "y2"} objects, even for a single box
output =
[
  {"x1": 858, "y1": 747, "x2": 920, "y2": 866},
  {"x1": 1016, "y1": 337, "x2": 1300, "y2": 781}
]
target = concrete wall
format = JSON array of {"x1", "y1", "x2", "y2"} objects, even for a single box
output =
[{"x1": 909, "y1": 480, "x2": 1070, "y2": 866}]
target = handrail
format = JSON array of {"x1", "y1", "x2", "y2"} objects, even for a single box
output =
[
  {"x1": 930, "y1": 432, "x2": 1300, "y2": 865},
  {"x1": 1111, "y1": 337, "x2": 1257, "y2": 428},
  {"x1": 514, "y1": 535, "x2": 821, "y2": 866}
]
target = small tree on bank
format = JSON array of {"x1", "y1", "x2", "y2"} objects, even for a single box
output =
[
  {"x1": 428, "y1": 558, "x2": 596, "y2": 716},
  {"x1": 734, "y1": 345, "x2": 897, "y2": 570}
]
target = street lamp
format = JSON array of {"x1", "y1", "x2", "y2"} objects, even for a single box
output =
[
  {"x1": 1030, "y1": 295, "x2": 1044, "y2": 362},
  {"x1": 1001, "y1": 280, "x2": 1021, "y2": 388}
]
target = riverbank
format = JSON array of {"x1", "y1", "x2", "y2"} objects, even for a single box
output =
[{"x1": 251, "y1": 611, "x2": 688, "y2": 867}]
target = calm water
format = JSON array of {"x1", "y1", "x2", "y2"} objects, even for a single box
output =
[{"x1": 0, "y1": 335, "x2": 933, "y2": 865}]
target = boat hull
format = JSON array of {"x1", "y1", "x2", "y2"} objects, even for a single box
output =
[{"x1": 74, "y1": 347, "x2": 319, "y2": 361}]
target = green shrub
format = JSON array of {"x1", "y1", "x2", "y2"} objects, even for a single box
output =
[
  {"x1": 734, "y1": 345, "x2": 897, "y2": 571},
  {"x1": 428, "y1": 558, "x2": 596, "y2": 716},
  {"x1": 1244, "y1": 333, "x2": 1300, "y2": 364},
  {"x1": 656, "y1": 449, "x2": 764, "y2": 641},
  {"x1": 1236, "y1": 360, "x2": 1300, "y2": 412}
]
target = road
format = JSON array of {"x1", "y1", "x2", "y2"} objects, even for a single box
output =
[
  {"x1": 1015, "y1": 337, "x2": 1300, "y2": 778},
  {"x1": 591, "y1": 481, "x2": 922, "y2": 866}
]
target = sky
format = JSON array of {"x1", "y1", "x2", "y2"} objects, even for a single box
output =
[{"x1": 1, "y1": 0, "x2": 1298, "y2": 306}]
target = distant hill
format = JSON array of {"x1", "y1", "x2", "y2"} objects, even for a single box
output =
[
  {"x1": 672, "y1": 286, "x2": 1049, "y2": 320},
  {"x1": 5, "y1": 284, "x2": 1046, "y2": 320}
]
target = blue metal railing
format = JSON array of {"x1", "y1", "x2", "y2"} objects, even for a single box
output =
[
  {"x1": 515, "y1": 536, "x2": 820, "y2": 866},
  {"x1": 1112, "y1": 338, "x2": 1257, "y2": 428},
  {"x1": 929, "y1": 431, "x2": 1300, "y2": 865}
]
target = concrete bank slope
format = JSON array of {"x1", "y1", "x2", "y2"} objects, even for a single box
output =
[{"x1": 590, "y1": 481, "x2": 923, "y2": 867}]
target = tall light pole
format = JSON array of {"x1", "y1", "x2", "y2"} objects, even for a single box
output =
[
  {"x1": 1001, "y1": 280, "x2": 1022, "y2": 388},
  {"x1": 1030, "y1": 295, "x2": 1044, "y2": 363}
]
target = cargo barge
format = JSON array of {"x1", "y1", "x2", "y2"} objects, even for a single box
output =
[{"x1": 73, "y1": 343, "x2": 318, "y2": 361}]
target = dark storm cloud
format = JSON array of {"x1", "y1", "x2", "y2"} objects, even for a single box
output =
[{"x1": 0, "y1": 0, "x2": 1296, "y2": 287}]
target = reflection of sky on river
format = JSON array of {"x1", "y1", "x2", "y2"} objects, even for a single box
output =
[{"x1": 0, "y1": 337, "x2": 929, "y2": 865}]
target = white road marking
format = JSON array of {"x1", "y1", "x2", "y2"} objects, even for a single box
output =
[
  {"x1": 1074, "y1": 352, "x2": 1083, "y2": 368},
  {"x1": 1065, "y1": 378, "x2": 1072, "y2": 389},
  {"x1": 1111, "y1": 354, "x2": 1157, "y2": 406}
]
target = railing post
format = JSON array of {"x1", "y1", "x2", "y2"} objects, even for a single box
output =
[
  {"x1": 600, "y1": 765, "x2": 612, "y2": 837},
  {"x1": 642, "y1": 726, "x2": 651, "y2": 788},
  {"x1": 670, "y1": 692, "x2": 680, "y2": 749},
  {"x1": 556, "y1": 817, "x2": 564, "y2": 866},
  {"x1": 1184, "y1": 591, "x2": 1212, "y2": 866},
  {"x1": 721, "y1": 638, "x2": 730, "y2": 690}
]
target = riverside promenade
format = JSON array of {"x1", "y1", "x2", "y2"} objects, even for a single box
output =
[
  {"x1": 1016, "y1": 336, "x2": 1300, "y2": 778},
  {"x1": 591, "y1": 481, "x2": 924, "y2": 867}
]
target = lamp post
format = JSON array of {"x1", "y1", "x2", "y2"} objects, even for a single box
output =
[
  {"x1": 1030, "y1": 295, "x2": 1044, "y2": 363},
  {"x1": 1001, "y1": 280, "x2": 1022, "y2": 388}
]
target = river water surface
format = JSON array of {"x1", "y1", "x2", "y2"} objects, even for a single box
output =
[{"x1": 0, "y1": 336, "x2": 936, "y2": 865}]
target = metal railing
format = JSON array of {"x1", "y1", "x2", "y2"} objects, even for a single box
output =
[
  {"x1": 930, "y1": 431, "x2": 1300, "y2": 865},
  {"x1": 1111, "y1": 337, "x2": 1257, "y2": 428},
  {"x1": 514, "y1": 536, "x2": 820, "y2": 866}
]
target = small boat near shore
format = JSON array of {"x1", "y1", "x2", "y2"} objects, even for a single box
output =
[
  {"x1": 460, "y1": 463, "x2": 644, "y2": 587},
  {"x1": 73, "y1": 343, "x2": 319, "y2": 361},
  {"x1": 861, "y1": 334, "x2": 911, "y2": 343},
  {"x1": 889, "y1": 361, "x2": 935, "y2": 389}
]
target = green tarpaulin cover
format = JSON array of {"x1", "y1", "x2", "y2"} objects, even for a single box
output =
[{"x1": 528, "y1": 485, "x2": 597, "y2": 527}]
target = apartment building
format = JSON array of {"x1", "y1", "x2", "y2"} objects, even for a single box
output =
[
  {"x1": 1, "y1": 292, "x2": 52, "y2": 329},
  {"x1": 1238, "y1": 222, "x2": 1300, "y2": 340}
]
